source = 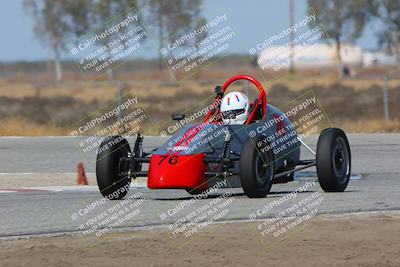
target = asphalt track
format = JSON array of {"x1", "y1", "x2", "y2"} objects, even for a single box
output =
[{"x1": 0, "y1": 134, "x2": 399, "y2": 238}]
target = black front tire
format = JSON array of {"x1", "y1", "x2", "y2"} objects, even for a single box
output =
[
  {"x1": 239, "y1": 136, "x2": 275, "y2": 198},
  {"x1": 96, "y1": 136, "x2": 131, "y2": 200},
  {"x1": 316, "y1": 128, "x2": 351, "y2": 192}
]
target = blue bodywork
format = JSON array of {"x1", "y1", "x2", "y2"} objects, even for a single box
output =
[{"x1": 154, "y1": 104, "x2": 301, "y2": 188}]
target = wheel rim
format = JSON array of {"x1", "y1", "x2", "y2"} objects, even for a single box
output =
[
  {"x1": 116, "y1": 148, "x2": 130, "y2": 180},
  {"x1": 255, "y1": 152, "x2": 273, "y2": 185},
  {"x1": 332, "y1": 137, "x2": 350, "y2": 183}
]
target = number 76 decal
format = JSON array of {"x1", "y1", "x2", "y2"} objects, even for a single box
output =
[{"x1": 158, "y1": 155, "x2": 179, "y2": 165}]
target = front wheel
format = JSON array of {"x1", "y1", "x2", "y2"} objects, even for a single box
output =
[
  {"x1": 239, "y1": 136, "x2": 275, "y2": 198},
  {"x1": 96, "y1": 136, "x2": 131, "y2": 200},
  {"x1": 316, "y1": 128, "x2": 351, "y2": 192}
]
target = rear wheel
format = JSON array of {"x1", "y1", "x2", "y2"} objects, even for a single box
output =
[
  {"x1": 316, "y1": 128, "x2": 351, "y2": 192},
  {"x1": 96, "y1": 136, "x2": 131, "y2": 200},
  {"x1": 239, "y1": 136, "x2": 274, "y2": 198}
]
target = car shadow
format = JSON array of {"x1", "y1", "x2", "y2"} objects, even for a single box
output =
[{"x1": 146, "y1": 189, "x2": 321, "y2": 201}]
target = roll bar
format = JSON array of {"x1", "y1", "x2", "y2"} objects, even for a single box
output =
[{"x1": 203, "y1": 75, "x2": 267, "y2": 125}]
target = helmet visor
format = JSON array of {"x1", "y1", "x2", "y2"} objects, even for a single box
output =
[{"x1": 222, "y1": 109, "x2": 245, "y2": 120}]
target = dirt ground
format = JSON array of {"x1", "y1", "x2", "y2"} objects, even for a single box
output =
[{"x1": 1, "y1": 212, "x2": 399, "y2": 267}]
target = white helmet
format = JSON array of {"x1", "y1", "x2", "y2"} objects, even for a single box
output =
[{"x1": 220, "y1": 92, "x2": 250, "y2": 124}]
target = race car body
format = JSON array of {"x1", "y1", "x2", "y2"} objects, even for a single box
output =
[{"x1": 96, "y1": 75, "x2": 351, "y2": 199}]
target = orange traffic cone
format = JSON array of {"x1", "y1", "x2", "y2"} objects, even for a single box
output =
[{"x1": 76, "y1": 162, "x2": 88, "y2": 185}]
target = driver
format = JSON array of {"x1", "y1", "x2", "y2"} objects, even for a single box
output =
[{"x1": 220, "y1": 92, "x2": 250, "y2": 124}]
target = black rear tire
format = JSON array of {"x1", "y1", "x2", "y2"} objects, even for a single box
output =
[
  {"x1": 316, "y1": 128, "x2": 351, "y2": 192},
  {"x1": 239, "y1": 136, "x2": 274, "y2": 198},
  {"x1": 96, "y1": 136, "x2": 131, "y2": 200}
]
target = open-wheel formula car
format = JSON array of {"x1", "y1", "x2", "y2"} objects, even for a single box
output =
[{"x1": 96, "y1": 75, "x2": 351, "y2": 199}]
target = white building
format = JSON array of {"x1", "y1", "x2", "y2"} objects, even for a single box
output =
[
  {"x1": 257, "y1": 43, "x2": 395, "y2": 70},
  {"x1": 363, "y1": 51, "x2": 397, "y2": 66}
]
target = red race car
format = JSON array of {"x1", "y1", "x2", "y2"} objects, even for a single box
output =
[{"x1": 96, "y1": 75, "x2": 351, "y2": 199}]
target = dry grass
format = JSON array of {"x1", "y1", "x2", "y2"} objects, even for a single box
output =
[
  {"x1": 0, "y1": 75, "x2": 399, "y2": 136},
  {"x1": 0, "y1": 117, "x2": 65, "y2": 136},
  {"x1": 1, "y1": 74, "x2": 398, "y2": 103},
  {"x1": 271, "y1": 76, "x2": 400, "y2": 92},
  {"x1": 0, "y1": 80, "x2": 214, "y2": 102}
]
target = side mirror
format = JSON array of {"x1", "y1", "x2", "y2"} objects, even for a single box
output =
[{"x1": 171, "y1": 114, "x2": 185, "y2": 121}]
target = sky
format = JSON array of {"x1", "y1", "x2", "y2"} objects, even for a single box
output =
[{"x1": 0, "y1": 0, "x2": 382, "y2": 62}]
